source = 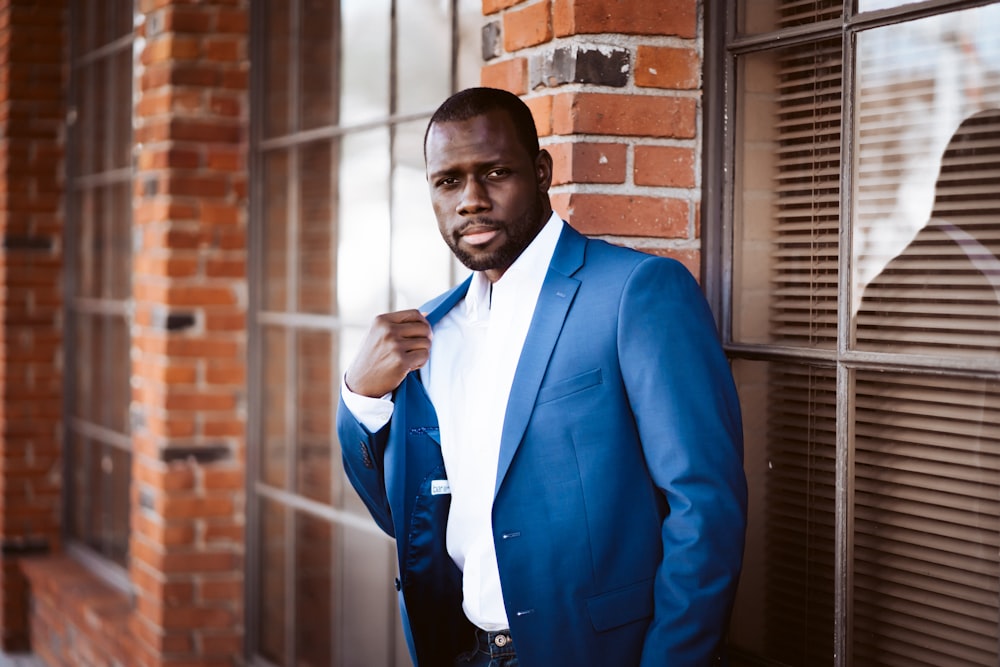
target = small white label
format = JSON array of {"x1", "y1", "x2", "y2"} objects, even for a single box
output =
[{"x1": 431, "y1": 480, "x2": 451, "y2": 496}]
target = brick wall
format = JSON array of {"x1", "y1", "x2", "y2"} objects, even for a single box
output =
[
  {"x1": 20, "y1": 0, "x2": 250, "y2": 665},
  {"x1": 0, "y1": 0, "x2": 66, "y2": 652},
  {"x1": 128, "y1": 1, "x2": 249, "y2": 664},
  {"x1": 481, "y1": 0, "x2": 705, "y2": 277}
]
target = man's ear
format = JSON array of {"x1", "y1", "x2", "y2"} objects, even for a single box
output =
[{"x1": 535, "y1": 148, "x2": 553, "y2": 192}]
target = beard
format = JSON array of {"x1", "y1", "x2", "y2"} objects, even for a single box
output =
[{"x1": 445, "y1": 197, "x2": 546, "y2": 274}]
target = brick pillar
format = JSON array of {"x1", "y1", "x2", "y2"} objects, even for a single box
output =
[
  {"x1": 130, "y1": 1, "x2": 248, "y2": 664},
  {"x1": 0, "y1": 0, "x2": 66, "y2": 651},
  {"x1": 481, "y1": 0, "x2": 704, "y2": 276}
]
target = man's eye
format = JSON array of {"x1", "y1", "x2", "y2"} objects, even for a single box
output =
[
  {"x1": 437, "y1": 177, "x2": 459, "y2": 188},
  {"x1": 488, "y1": 168, "x2": 510, "y2": 178}
]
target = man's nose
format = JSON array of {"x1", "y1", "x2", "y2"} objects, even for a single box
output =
[{"x1": 457, "y1": 177, "x2": 490, "y2": 215}]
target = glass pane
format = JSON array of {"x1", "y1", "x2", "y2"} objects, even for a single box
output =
[
  {"x1": 737, "y1": 0, "x2": 842, "y2": 36},
  {"x1": 296, "y1": 329, "x2": 335, "y2": 504},
  {"x1": 76, "y1": 64, "x2": 96, "y2": 176},
  {"x1": 264, "y1": 1, "x2": 292, "y2": 138},
  {"x1": 337, "y1": 128, "x2": 391, "y2": 324},
  {"x1": 396, "y1": 0, "x2": 452, "y2": 116},
  {"x1": 852, "y1": 370, "x2": 1000, "y2": 666},
  {"x1": 107, "y1": 446, "x2": 131, "y2": 565},
  {"x1": 457, "y1": 0, "x2": 485, "y2": 90},
  {"x1": 109, "y1": 182, "x2": 131, "y2": 300},
  {"x1": 76, "y1": 189, "x2": 98, "y2": 298},
  {"x1": 728, "y1": 359, "x2": 836, "y2": 667},
  {"x1": 296, "y1": 513, "x2": 333, "y2": 667},
  {"x1": 258, "y1": 499, "x2": 287, "y2": 664},
  {"x1": 732, "y1": 40, "x2": 843, "y2": 348},
  {"x1": 262, "y1": 327, "x2": 289, "y2": 489},
  {"x1": 332, "y1": 524, "x2": 400, "y2": 666},
  {"x1": 852, "y1": 6, "x2": 1000, "y2": 358},
  {"x1": 113, "y1": 48, "x2": 132, "y2": 169},
  {"x1": 74, "y1": 314, "x2": 94, "y2": 421},
  {"x1": 299, "y1": 0, "x2": 338, "y2": 131},
  {"x1": 391, "y1": 120, "x2": 453, "y2": 309},
  {"x1": 299, "y1": 141, "x2": 336, "y2": 315},
  {"x1": 107, "y1": 314, "x2": 130, "y2": 433},
  {"x1": 340, "y1": 0, "x2": 390, "y2": 125},
  {"x1": 263, "y1": 151, "x2": 290, "y2": 311}
]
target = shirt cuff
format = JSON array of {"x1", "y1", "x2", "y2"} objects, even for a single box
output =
[{"x1": 341, "y1": 376, "x2": 394, "y2": 433}]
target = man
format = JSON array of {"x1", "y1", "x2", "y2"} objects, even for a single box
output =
[{"x1": 337, "y1": 87, "x2": 747, "y2": 667}]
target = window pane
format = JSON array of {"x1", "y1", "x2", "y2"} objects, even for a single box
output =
[
  {"x1": 340, "y1": 0, "x2": 390, "y2": 125},
  {"x1": 299, "y1": 141, "x2": 336, "y2": 315},
  {"x1": 852, "y1": 370, "x2": 1000, "y2": 666},
  {"x1": 391, "y1": 119, "x2": 453, "y2": 309},
  {"x1": 113, "y1": 48, "x2": 132, "y2": 169},
  {"x1": 333, "y1": 524, "x2": 400, "y2": 665},
  {"x1": 299, "y1": 0, "x2": 338, "y2": 131},
  {"x1": 729, "y1": 359, "x2": 836, "y2": 666},
  {"x1": 296, "y1": 513, "x2": 333, "y2": 666},
  {"x1": 396, "y1": 0, "x2": 452, "y2": 116},
  {"x1": 337, "y1": 128, "x2": 391, "y2": 324},
  {"x1": 258, "y1": 498, "x2": 287, "y2": 663},
  {"x1": 737, "y1": 0, "x2": 842, "y2": 36},
  {"x1": 852, "y1": 7, "x2": 1000, "y2": 358},
  {"x1": 732, "y1": 39, "x2": 843, "y2": 348},
  {"x1": 263, "y1": 151, "x2": 290, "y2": 311},
  {"x1": 296, "y1": 330, "x2": 335, "y2": 504},
  {"x1": 109, "y1": 182, "x2": 131, "y2": 300},
  {"x1": 262, "y1": 327, "x2": 289, "y2": 489},
  {"x1": 263, "y1": 1, "x2": 292, "y2": 138}
]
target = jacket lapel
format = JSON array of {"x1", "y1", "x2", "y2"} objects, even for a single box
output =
[{"x1": 494, "y1": 224, "x2": 586, "y2": 496}]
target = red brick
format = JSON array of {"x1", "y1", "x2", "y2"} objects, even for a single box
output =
[
  {"x1": 552, "y1": 92, "x2": 696, "y2": 138},
  {"x1": 203, "y1": 468, "x2": 243, "y2": 491},
  {"x1": 548, "y1": 141, "x2": 626, "y2": 185},
  {"x1": 503, "y1": 1, "x2": 552, "y2": 50},
  {"x1": 481, "y1": 58, "x2": 528, "y2": 95},
  {"x1": 554, "y1": 192, "x2": 690, "y2": 238},
  {"x1": 526, "y1": 94, "x2": 553, "y2": 137},
  {"x1": 634, "y1": 145, "x2": 696, "y2": 188},
  {"x1": 635, "y1": 45, "x2": 700, "y2": 90},
  {"x1": 553, "y1": 0, "x2": 696, "y2": 38},
  {"x1": 483, "y1": 0, "x2": 526, "y2": 14}
]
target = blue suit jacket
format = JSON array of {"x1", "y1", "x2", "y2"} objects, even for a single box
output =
[{"x1": 337, "y1": 223, "x2": 747, "y2": 666}]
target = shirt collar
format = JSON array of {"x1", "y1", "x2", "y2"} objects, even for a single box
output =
[{"x1": 464, "y1": 212, "x2": 563, "y2": 320}]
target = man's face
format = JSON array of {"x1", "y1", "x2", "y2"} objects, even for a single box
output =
[{"x1": 425, "y1": 110, "x2": 552, "y2": 283}]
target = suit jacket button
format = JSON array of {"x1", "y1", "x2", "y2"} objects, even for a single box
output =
[{"x1": 394, "y1": 577, "x2": 401, "y2": 591}]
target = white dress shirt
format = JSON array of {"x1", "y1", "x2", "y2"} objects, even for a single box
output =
[{"x1": 342, "y1": 212, "x2": 563, "y2": 630}]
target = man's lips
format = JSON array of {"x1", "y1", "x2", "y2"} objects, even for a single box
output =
[{"x1": 459, "y1": 224, "x2": 501, "y2": 247}]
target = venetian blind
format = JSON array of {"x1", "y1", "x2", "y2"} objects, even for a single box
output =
[{"x1": 762, "y1": 3, "x2": 843, "y2": 663}]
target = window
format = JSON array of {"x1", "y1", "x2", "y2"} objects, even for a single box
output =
[
  {"x1": 247, "y1": 1, "x2": 480, "y2": 664},
  {"x1": 64, "y1": 0, "x2": 135, "y2": 575},
  {"x1": 715, "y1": 1, "x2": 1000, "y2": 665}
]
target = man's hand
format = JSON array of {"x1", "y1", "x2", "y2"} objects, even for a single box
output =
[{"x1": 344, "y1": 309, "x2": 432, "y2": 398}]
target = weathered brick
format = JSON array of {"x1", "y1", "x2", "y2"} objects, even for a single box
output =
[
  {"x1": 552, "y1": 92, "x2": 697, "y2": 138},
  {"x1": 503, "y1": 0, "x2": 552, "y2": 51},
  {"x1": 547, "y1": 141, "x2": 627, "y2": 185},
  {"x1": 634, "y1": 145, "x2": 696, "y2": 187},
  {"x1": 553, "y1": 0, "x2": 697, "y2": 38},
  {"x1": 481, "y1": 57, "x2": 528, "y2": 95},
  {"x1": 635, "y1": 45, "x2": 700, "y2": 90},
  {"x1": 483, "y1": 0, "x2": 527, "y2": 15},
  {"x1": 553, "y1": 192, "x2": 690, "y2": 238}
]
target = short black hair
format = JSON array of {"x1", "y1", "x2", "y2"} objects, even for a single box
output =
[{"x1": 424, "y1": 87, "x2": 540, "y2": 159}]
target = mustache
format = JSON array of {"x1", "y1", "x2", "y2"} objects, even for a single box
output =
[{"x1": 456, "y1": 218, "x2": 502, "y2": 234}]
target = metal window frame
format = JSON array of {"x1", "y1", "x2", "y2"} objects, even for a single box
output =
[
  {"x1": 245, "y1": 1, "x2": 468, "y2": 664},
  {"x1": 61, "y1": 0, "x2": 136, "y2": 596},
  {"x1": 704, "y1": 1, "x2": 1000, "y2": 665}
]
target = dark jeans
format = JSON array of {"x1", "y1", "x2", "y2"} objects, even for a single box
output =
[{"x1": 454, "y1": 627, "x2": 519, "y2": 667}]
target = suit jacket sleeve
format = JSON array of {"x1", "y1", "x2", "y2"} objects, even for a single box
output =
[
  {"x1": 617, "y1": 257, "x2": 747, "y2": 665},
  {"x1": 337, "y1": 395, "x2": 395, "y2": 537}
]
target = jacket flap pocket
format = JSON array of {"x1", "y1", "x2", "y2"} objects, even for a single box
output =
[
  {"x1": 536, "y1": 368, "x2": 603, "y2": 405},
  {"x1": 586, "y1": 578, "x2": 654, "y2": 632}
]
